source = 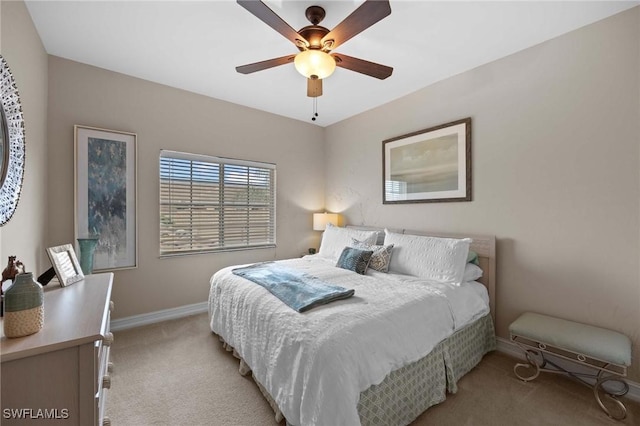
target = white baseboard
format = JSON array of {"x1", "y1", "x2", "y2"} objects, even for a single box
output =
[
  {"x1": 110, "y1": 301, "x2": 208, "y2": 332},
  {"x1": 496, "y1": 337, "x2": 640, "y2": 403}
]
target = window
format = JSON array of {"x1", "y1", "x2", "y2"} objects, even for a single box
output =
[{"x1": 160, "y1": 150, "x2": 276, "y2": 255}]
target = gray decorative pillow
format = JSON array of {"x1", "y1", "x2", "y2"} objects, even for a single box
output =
[
  {"x1": 351, "y1": 238, "x2": 394, "y2": 273},
  {"x1": 336, "y1": 247, "x2": 374, "y2": 275}
]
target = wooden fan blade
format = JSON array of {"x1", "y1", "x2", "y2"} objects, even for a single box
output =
[
  {"x1": 236, "y1": 55, "x2": 295, "y2": 74},
  {"x1": 237, "y1": 0, "x2": 308, "y2": 47},
  {"x1": 333, "y1": 53, "x2": 393, "y2": 80},
  {"x1": 321, "y1": 0, "x2": 391, "y2": 51},
  {"x1": 307, "y1": 78, "x2": 322, "y2": 97}
]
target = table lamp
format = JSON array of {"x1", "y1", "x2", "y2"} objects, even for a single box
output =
[{"x1": 313, "y1": 212, "x2": 340, "y2": 231}]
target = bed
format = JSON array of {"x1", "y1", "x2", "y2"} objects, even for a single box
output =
[{"x1": 208, "y1": 226, "x2": 496, "y2": 426}]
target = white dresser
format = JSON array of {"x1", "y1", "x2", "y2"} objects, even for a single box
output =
[{"x1": 1, "y1": 273, "x2": 114, "y2": 425}]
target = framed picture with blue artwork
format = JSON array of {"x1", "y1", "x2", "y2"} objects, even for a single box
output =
[{"x1": 75, "y1": 125, "x2": 137, "y2": 271}]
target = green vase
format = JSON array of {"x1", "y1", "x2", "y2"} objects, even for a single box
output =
[
  {"x1": 78, "y1": 237, "x2": 99, "y2": 274},
  {"x1": 3, "y1": 272, "x2": 44, "y2": 337}
]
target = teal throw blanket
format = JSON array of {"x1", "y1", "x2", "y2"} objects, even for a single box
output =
[{"x1": 232, "y1": 262, "x2": 355, "y2": 312}]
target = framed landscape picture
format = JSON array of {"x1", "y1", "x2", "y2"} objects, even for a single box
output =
[
  {"x1": 75, "y1": 125, "x2": 137, "y2": 271},
  {"x1": 383, "y1": 118, "x2": 471, "y2": 204}
]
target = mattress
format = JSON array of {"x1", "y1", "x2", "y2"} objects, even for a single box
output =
[{"x1": 208, "y1": 256, "x2": 491, "y2": 426}]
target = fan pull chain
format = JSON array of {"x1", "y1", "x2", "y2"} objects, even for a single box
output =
[{"x1": 311, "y1": 97, "x2": 319, "y2": 121}]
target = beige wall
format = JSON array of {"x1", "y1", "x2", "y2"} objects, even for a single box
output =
[
  {"x1": 0, "y1": 1, "x2": 48, "y2": 273},
  {"x1": 47, "y1": 57, "x2": 325, "y2": 319},
  {"x1": 6, "y1": 0, "x2": 639, "y2": 383},
  {"x1": 325, "y1": 7, "x2": 640, "y2": 380}
]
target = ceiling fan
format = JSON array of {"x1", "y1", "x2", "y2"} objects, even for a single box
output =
[{"x1": 235, "y1": 0, "x2": 393, "y2": 100}]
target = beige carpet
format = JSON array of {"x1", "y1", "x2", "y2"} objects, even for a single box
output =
[{"x1": 107, "y1": 313, "x2": 639, "y2": 425}]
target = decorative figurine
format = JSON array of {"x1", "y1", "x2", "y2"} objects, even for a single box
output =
[
  {"x1": 1, "y1": 256, "x2": 24, "y2": 317},
  {"x1": 2, "y1": 256, "x2": 22, "y2": 281}
]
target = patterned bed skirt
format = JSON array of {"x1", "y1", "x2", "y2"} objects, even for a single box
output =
[{"x1": 217, "y1": 314, "x2": 495, "y2": 426}]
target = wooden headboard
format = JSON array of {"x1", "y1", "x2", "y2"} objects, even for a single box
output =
[{"x1": 346, "y1": 226, "x2": 496, "y2": 323}]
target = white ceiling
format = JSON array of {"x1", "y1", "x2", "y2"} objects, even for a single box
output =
[{"x1": 25, "y1": 0, "x2": 638, "y2": 126}]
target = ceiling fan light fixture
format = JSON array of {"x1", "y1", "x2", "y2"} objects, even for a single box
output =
[{"x1": 294, "y1": 50, "x2": 336, "y2": 79}]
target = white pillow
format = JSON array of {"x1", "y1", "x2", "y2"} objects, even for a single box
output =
[
  {"x1": 318, "y1": 224, "x2": 378, "y2": 261},
  {"x1": 345, "y1": 226, "x2": 385, "y2": 245},
  {"x1": 384, "y1": 229, "x2": 471, "y2": 284},
  {"x1": 462, "y1": 263, "x2": 483, "y2": 282}
]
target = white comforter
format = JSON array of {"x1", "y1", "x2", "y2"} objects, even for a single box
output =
[{"x1": 208, "y1": 256, "x2": 489, "y2": 426}]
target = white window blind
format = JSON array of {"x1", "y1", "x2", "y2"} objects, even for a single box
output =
[{"x1": 160, "y1": 150, "x2": 276, "y2": 256}]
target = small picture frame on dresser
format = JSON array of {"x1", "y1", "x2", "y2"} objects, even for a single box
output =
[{"x1": 46, "y1": 244, "x2": 84, "y2": 287}]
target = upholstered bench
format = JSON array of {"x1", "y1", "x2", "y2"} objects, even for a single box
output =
[{"x1": 509, "y1": 312, "x2": 632, "y2": 420}]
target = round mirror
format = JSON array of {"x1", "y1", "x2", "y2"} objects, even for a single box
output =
[
  {"x1": 0, "y1": 55, "x2": 25, "y2": 226},
  {"x1": 0, "y1": 106, "x2": 7, "y2": 183}
]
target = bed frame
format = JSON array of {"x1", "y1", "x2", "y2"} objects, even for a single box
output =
[{"x1": 221, "y1": 227, "x2": 497, "y2": 425}]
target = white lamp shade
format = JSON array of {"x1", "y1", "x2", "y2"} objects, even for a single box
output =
[
  {"x1": 294, "y1": 50, "x2": 336, "y2": 79},
  {"x1": 313, "y1": 212, "x2": 340, "y2": 231}
]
